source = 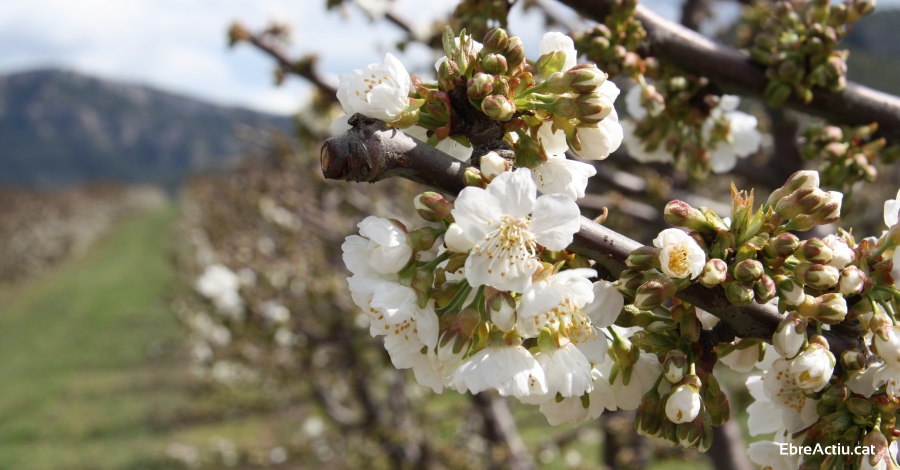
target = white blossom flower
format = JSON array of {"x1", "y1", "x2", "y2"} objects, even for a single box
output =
[
  {"x1": 581, "y1": 281, "x2": 625, "y2": 328},
  {"x1": 847, "y1": 363, "x2": 885, "y2": 398},
  {"x1": 874, "y1": 325, "x2": 900, "y2": 366},
  {"x1": 451, "y1": 344, "x2": 548, "y2": 397},
  {"x1": 480, "y1": 151, "x2": 509, "y2": 179},
  {"x1": 539, "y1": 365, "x2": 616, "y2": 426},
  {"x1": 451, "y1": 169, "x2": 581, "y2": 292},
  {"x1": 383, "y1": 307, "x2": 443, "y2": 393},
  {"x1": 719, "y1": 340, "x2": 762, "y2": 372},
  {"x1": 333, "y1": 53, "x2": 411, "y2": 133},
  {"x1": 652, "y1": 228, "x2": 706, "y2": 279},
  {"x1": 610, "y1": 353, "x2": 662, "y2": 411},
  {"x1": 745, "y1": 375, "x2": 782, "y2": 436},
  {"x1": 345, "y1": 216, "x2": 413, "y2": 275},
  {"x1": 773, "y1": 317, "x2": 805, "y2": 359},
  {"x1": 747, "y1": 435, "x2": 801, "y2": 470},
  {"x1": 571, "y1": 82, "x2": 623, "y2": 161},
  {"x1": 624, "y1": 85, "x2": 646, "y2": 120},
  {"x1": 195, "y1": 264, "x2": 244, "y2": 316},
  {"x1": 703, "y1": 95, "x2": 762, "y2": 174},
  {"x1": 762, "y1": 359, "x2": 820, "y2": 432},
  {"x1": 348, "y1": 274, "x2": 422, "y2": 335},
  {"x1": 621, "y1": 120, "x2": 674, "y2": 164},
  {"x1": 823, "y1": 234, "x2": 855, "y2": 269},
  {"x1": 403, "y1": 125, "x2": 472, "y2": 161},
  {"x1": 537, "y1": 121, "x2": 570, "y2": 155},
  {"x1": 521, "y1": 342, "x2": 594, "y2": 404},
  {"x1": 531, "y1": 154, "x2": 596, "y2": 200},
  {"x1": 789, "y1": 345, "x2": 835, "y2": 392},
  {"x1": 885, "y1": 188, "x2": 900, "y2": 227},
  {"x1": 517, "y1": 268, "x2": 596, "y2": 337},
  {"x1": 444, "y1": 223, "x2": 474, "y2": 253},
  {"x1": 538, "y1": 32, "x2": 577, "y2": 72},
  {"x1": 665, "y1": 384, "x2": 701, "y2": 424}
]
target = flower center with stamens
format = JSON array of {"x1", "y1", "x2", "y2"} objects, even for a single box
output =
[
  {"x1": 666, "y1": 246, "x2": 691, "y2": 278},
  {"x1": 472, "y1": 214, "x2": 537, "y2": 277}
]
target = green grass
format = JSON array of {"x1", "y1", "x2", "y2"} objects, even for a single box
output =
[{"x1": 0, "y1": 207, "x2": 291, "y2": 469}]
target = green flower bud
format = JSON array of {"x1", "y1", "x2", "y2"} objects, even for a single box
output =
[
  {"x1": 775, "y1": 187, "x2": 828, "y2": 220},
  {"x1": 764, "y1": 233, "x2": 800, "y2": 259},
  {"x1": 798, "y1": 293, "x2": 848, "y2": 324},
  {"x1": 725, "y1": 281, "x2": 755, "y2": 306},
  {"x1": 794, "y1": 262, "x2": 840, "y2": 289},
  {"x1": 413, "y1": 192, "x2": 454, "y2": 223},
  {"x1": 503, "y1": 36, "x2": 525, "y2": 70},
  {"x1": 734, "y1": 259, "x2": 764, "y2": 283},
  {"x1": 565, "y1": 64, "x2": 607, "y2": 93},
  {"x1": 626, "y1": 246, "x2": 662, "y2": 271},
  {"x1": 481, "y1": 95, "x2": 516, "y2": 121},
  {"x1": 467, "y1": 73, "x2": 493, "y2": 100},
  {"x1": 798, "y1": 238, "x2": 834, "y2": 264},
  {"x1": 481, "y1": 53, "x2": 508, "y2": 75},
  {"x1": 663, "y1": 350, "x2": 688, "y2": 384},
  {"x1": 438, "y1": 58, "x2": 459, "y2": 91},
  {"x1": 755, "y1": 275, "x2": 777, "y2": 304},
  {"x1": 698, "y1": 259, "x2": 728, "y2": 288},
  {"x1": 482, "y1": 28, "x2": 509, "y2": 54},
  {"x1": 664, "y1": 200, "x2": 714, "y2": 233},
  {"x1": 535, "y1": 50, "x2": 568, "y2": 77},
  {"x1": 634, "y1": 277, "x2": 678, "y2": 310}
]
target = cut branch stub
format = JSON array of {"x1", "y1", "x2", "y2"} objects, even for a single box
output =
[{"x1": 320, "y1": 119, "x2": 873, "y2": 359}]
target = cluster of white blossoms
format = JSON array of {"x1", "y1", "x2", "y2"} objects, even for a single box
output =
[
  {"x1": 195, "y1": 264, "x2": 245, "y2": 319},
  {"x1": 621, "y1": 85, "x2": 762, "y2": 174}
]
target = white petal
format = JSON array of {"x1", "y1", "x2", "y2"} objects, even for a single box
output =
[
  {"x1": 486, "y1": 169, "x2": 537, "y2": 219},
  {"x1": 582, "y1": 281, "x2": 624, "y2": 328},
  {"x1": 530, "y1": 194, "x2": 581, "y2": 250}
]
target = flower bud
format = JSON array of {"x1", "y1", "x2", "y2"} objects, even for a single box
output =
[
  {"x1": 874, "y1": 325, "x2": 900, "y2": 366},
  {"x1": 734, "y1": 259, "x2": 764, "y2": 283},
  {"x1": 755, "y1": 275, "x2": 777, "y2": 304},
  {"x1": 438, "y1": 58, "x2": 460, "y2": 91},
  {"x1": 789, "y1": 342, "x2": 835, "y2": 392},
  {"x1": 774, "y1": 187, "x2": 828, "y2": 220},
  {"x1": 664, "y1": 200, "x2": 714, "y2": 233},
  {"x1": 725, "y1": 281, "x2": 755, "y2": 306},
  {"x1": 467, "y1": 73, "x2": 493, "y2": 100},
  {"x1": 840, "y1": 350, "x2": 865, "y2": 371},
  {"x1": 481, "y1": 53, "x2": 508, "y2": 75},
  {"x1": 481, "y1": 94, "x2": 515, "y2": 121},
  {"x1": 445, "y1": 223, "x2": 474, "y2": 253},
  {"x1": 776, "y1": 276, "x2": 806, "y2": 306},
  {"x1": 666, "y1": 383, "x2": 702, "y2": 424},
  {"x1": 414, "y1": 192, "x2": 453, "y2": 222},
  {"x1": 794, "y1": 262, "x2": 840, "y2": 289},
  {"x1": 482, "y1": 28, "x2": 508, "y2": 54},
  {"x1": 698, "y1": 259, "x2": 728, "y2": 288},
  {"x1": 479, "y1": 151, "x2": 509, "y2": 180},
  {"x1": 462, "y1": 167, "x2": 487, "y2": 188},
  {"x1": 486, "y1": 289, "x2": 517, "y2": 332},
  {"x1": 503, "y1": 36, "x2": 525, "y2": 70},
  {"x1": 773, "y1": 312, "x2": 807, "y2": 359},
  {"x1": 838, "y1": 266, "x2": 867, "y2": 295},
  {"x1": 861, "y1": 428, "x2": 890, "y2": 470},
  {"x1": 576, "y1": 92, "x2": 614, "y2": 121},
  {"x1": 626, "y1": 246, "x2": 661, "y2": 271},
  {"x1": 634, "y1": 277, "x2": 678, "y2": 310},
  {"x1": 798, "y1": 238, "x2": 834, "y2": 264},
  {"x1": 535, "y1": 50, "x2": 568, "y2": 76},
  {"x1": 663, "y1": 350, "x2": 688, "y2": 384},
  {"x1": 616, "y1": 269, "x2": 646, "y2": 297},
  {"x1": 565, "y1": 64, "x2": 607, "y2": 93},
  {"x1": 764, "y1": 233, "x2": 800, "y2": 260},
  {"x1": 798, "y1": 293, "x2": 848, "y2": 324},
  {"x1": 812, "y1": 191, "x2": 843, "y2": 224}
]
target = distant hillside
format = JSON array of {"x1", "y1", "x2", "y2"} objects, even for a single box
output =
[{"x1": 0, "y1": 69, "x2": 293, "y2": 190}]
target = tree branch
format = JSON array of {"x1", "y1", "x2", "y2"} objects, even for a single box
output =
[
  {"x1": 555, "y1": 0, "x2": 900, "y2": 142},
  {"x1": 320, "y1": 116, "x2": 865, "y2": 357}
]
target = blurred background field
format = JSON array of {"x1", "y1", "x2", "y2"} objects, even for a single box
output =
[{"x1": 1, "y1": 0, "x2": 900, "y2": 469}]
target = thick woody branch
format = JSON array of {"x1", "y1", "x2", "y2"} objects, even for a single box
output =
[
  {"x1": 555, "y1": 0, "x2": 900, "y2": 142},
  {"x1": 320, "y1": 116, "x2": 864, "y2": 355}
]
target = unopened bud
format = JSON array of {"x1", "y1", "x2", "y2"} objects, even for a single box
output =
[
  {"x1": 776, "y1": 276, "x2": 806, "y2": 306},
  {"x1": 576, "y1": 92, "x2": 614, "y2": 122},
  {"x1": 565, "y1": 64, "x2": 607, "y2": 93},
  {"x1": 839, "y1": 266, "x2": 867, "y2": 295},
  {"x1": 463, "y1": 167, "x2": 487, "y2": 188},
  {"x1": 861, "y1": 429, "x2": 890, "y2": 470},
  {"x1": 794, "y1": 262, "x2": 840, "y2": 289},
  {"x1": 445, "y1": 223, "x2": 474, "y2": 253},
  {"x1": 798, "y1": 238, "x2": 834, "y2": 264},
  {"x1": 438, "y1": 58, "x2": 460, "y2": 91},
  {"x1": 634, "y1": 277, "x2": 678, "y2": 310},
  {"x1": 775, "y1": 187, "x2": 828, "y2": 220},
  {"x1": 626, "y1": 246, "x2": 661, "y2": 271},
  {"x1": 798, "y1": 293, "x2": 848, "y2": 324},
  {"x1": 467, "y1": 73, "x2": 493, "y2": 100},
  {"x1": 503, "y1": 36, "x2": 525, "y2": 70},
  {"x1": 765, "y1": 233, "x2": 801, "y2": 260},
  {"x1": 725, "y1": 281, "x2": 755, "y2": 306},
  {"x1": 486, "y1": 288, "x2": 517, "y2": 332},
  {"x1": 482, "y1": 28, "x2": 509, "y2": 54},
  {"x1": 666, "y1": 382, "x2": 702, "y2": 424},
  {"x1": 812, "y1": 191, "x2": 843, "y2": 224},
  {"x1": 535, "y1": 50, "x2": 568, "y2": 77},
  {"x1": 480, "y1": 151, "x2": 509, "y2": 180},
  {"x1": 767, "y1": 170, "x2": 821, "y2": 207},
  {"x1": 734, "y1": 259, "x2": 764, "y2": 282},
  {"x1": 481, "y1": 95, "x2": 516, "y2": 121},
  {"x1": 616, "y1": 269, "x2": 646, "y2": 297},
  {"x1": 664, "y1": 200, "x2": 713, "y2": 233},
  {"x1": 699, "y1": 259, "x2": 728, "y2": 288},
  {"x1": 773, "y1": 312, "x2": 807, "y2": 359},
  {"x1": 481, "y1": 53, "x2": 508, "y2": 75},
  {"x1": 755, "y1": 275, "x2": 777, "y2": 303},
  {"x1": 841, "y1": 350, "x2": 865, "y2": 371},
  {"x1": 663, "y1": 350, "x2": 688, "y2": 384},
  {"x1": 414, "y1": 192, "x2": 454, "y2": 222}
]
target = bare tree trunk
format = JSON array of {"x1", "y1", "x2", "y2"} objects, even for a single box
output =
[
  {"x1": 709, "y1": 420, "x2": 752, "y2": 470},
  {"x1": 471, "y1": 393, "x2": 537, "y2": 470},
  {"x1": 602, "y1": 410, "x2": 649, "y2": 470}
]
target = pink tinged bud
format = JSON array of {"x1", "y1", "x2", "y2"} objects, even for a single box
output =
[
  {"x1": 565, "y1": 64, "x2": 607, "y2": 93},
  {"x1": 798, "y1": 238, "x2": 833, "y2": 264},
  {"x1": 838, "y1": 266, "x2": 866, "y2": 295},
  {"x1": 812, "y1": 293, "x2": 848, "y2": 324},
  {"x1": 482, "y1": 28, "x2": 509, "y2": 54},
  {"x1": 814, "y1": 191, "x2": 843, "y2": 223},
  {"x1": 665, "y1": 384, "x2": 702, "y2": 424},
  {"x1": 773, "y1": 313, "x2": 807, "y2": 359},
  {"x1": 634, "y1": 277, "x2": 677, "y2": 310},
  {"x1": 467, "y1": 73, "x2": 494, "y2": 100},
  {"x1": 664, "y1": 200, "x2": 713, "y2": 233},
  {"x1": 764, "y1": 233, "x2": 800, "y2": 259},
  {"x1": 754, "y1": 275, "x2": 777, "y2": 304},
  {"x1": 699, "y1": 259, "x2": 728, "y2": 288},
  {"x1": 733, "y1": 259, "x2": 764, "y2": 282},
  {"x1": 481, "y1": 94, "x2": 516, "y2": 121},
  {"x1": 481, "y1": 53, "x2": 508, "y2": 75},
  {"x1": 444, "y1": 223, "x2": 474, "y2": 253},
  {"x1": 479, "y1": 151, "x2": 509, "y2": 180},
  {"x1": 503, "y1": 36, "x2": 525, "y2": 70}
]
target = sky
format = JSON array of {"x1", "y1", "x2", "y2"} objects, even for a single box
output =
[{"x1": 1, "y1": 0, "x2": 894, "y2": 116}]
